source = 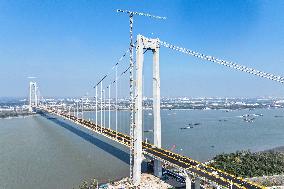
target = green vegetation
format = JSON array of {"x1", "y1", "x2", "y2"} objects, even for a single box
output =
[{"x1": 210, "y1": 150, "x2": 284, "y2": 178}]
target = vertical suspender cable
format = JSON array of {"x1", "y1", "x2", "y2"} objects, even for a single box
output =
[
  {"x1": 95, "y1": 86, "x2": 98, "y2": 130},
  {"x1": 115, "y1": 65, "x2": 118, "y2": 138},
  {"x1": 100, "y1": 82, "x2": 103, "y2": 132},
  {"x1": 81, "y1": 97, "x2": 84, "y2": 120},
  {"x1": 103, "y1": 89, "x2": 106, "y2": 128},
  {"x1": 108, "y1": 85, "x2": 111, "y2": 129},
  {"x1": 76, "y1": 101, "x2": 79, "y2": 121}
]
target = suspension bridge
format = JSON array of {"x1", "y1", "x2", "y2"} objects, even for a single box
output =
[{"x1": 27, "y1": 9, "x2": 284, "y2": 189}]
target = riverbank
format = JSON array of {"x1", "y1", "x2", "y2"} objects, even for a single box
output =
[
  {"x1": 209, "y1": 148, "x2": 284, "y2": 188},
  {"x1": 264, "y1": 146, "x2": 284, "y2": 153},
  {"x1": 250, "y1": 146, "x2": 284, "y2": 187},
  {"x1": 100, "y1": 173, "x2": 173, "y2": 189},
  {"x1": 248, "y1": 175, "x2": 284, "y2": 188},
  {"x1": 0, "y1": 111, "x2": 35, "y2": 119}
]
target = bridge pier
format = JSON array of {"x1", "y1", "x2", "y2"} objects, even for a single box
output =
[
  {"x1": 154, "y1": 160, "x2": 162, "y2": 177},
  {"x1": 185, "y1": 174, "x2": 192, "y2": 189},
  {"x1": 195, "y1": 177, "x2": 201, "y2": 189},
  {"x1": 210, "y1": 181, "x2": 223, "y2": 189}
]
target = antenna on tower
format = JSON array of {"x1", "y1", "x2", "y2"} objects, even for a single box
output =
[{"x1": 116, "y1": 9, "x2": 166, "y2": 185}]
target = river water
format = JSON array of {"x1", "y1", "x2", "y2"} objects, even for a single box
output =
[{"x1": 0, "y1": 108, "x2": 284, "y2": 188}]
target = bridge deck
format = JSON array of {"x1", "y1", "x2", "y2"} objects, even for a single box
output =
[{"x1": 39, "y1": 107, "x2": 265, "y2": 189}]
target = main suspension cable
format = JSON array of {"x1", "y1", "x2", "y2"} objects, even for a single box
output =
[
  {"x1": 160, "y1": 40, "x2": 284, "y2": 84},
  {"x1": 93, "y1": 42, "x2": 137, "y2": 88}
]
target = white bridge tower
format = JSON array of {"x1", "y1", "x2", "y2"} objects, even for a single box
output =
[
  {"x1": 133, "y1": 34, "x2": 162, "y2": 184},
  {"x1": 29, "y1": 81, "x2": 38, "y2": 112}
]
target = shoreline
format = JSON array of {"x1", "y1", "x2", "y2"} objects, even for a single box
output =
[
  {"x1": 263, "y1": 146, "x2": 284, "y2": 153},
  {"x1": 0, "y1": 113, "x2": 36, "y2": 120}
]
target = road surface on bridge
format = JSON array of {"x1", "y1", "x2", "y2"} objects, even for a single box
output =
[{"x1": 38, "y1": 107, "x2": 265, "y2": 189}]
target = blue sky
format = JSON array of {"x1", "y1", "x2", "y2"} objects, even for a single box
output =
[{"x1": 0, "y1": 0, "x2": 284, "y2": 98}]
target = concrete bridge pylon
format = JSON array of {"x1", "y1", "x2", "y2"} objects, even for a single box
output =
[
  {"x1": 29, "y1": 81, "x2": 38, "y2": 112},
  {"x1": 133, "y1": 34, "x2": 162, "y2": 185}
]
